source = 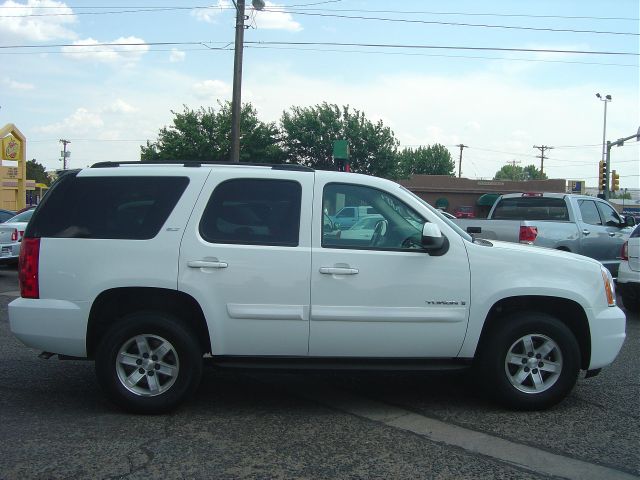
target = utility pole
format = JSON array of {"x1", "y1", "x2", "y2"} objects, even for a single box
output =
[
  {"x1": 230, "y1": 0, "x2": 246, "y2": 163},
  {"x1": 230, "y1": 0, "x2": 264, "y2": 163},
  {"x1": 533, "y1": 145, "x2": 553, "y2": 175},
  {"x1": 456, "y1": 144, "x2": 467, "y2": 178},
  {"x1": 59, "y1": 139, "x2": 71, "y2": 170}
]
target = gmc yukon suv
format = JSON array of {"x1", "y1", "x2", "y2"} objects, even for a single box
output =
[{"x1": 10, "y1": 162, "x2": 626, "y2": 413}]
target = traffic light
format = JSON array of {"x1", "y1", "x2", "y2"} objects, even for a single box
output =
[
  {"x1": 611, "y1": 170, "x2": 620, "y2": 192},
  {"x1": 598, "y1": 160, "x2": 607, "y2": 191}
]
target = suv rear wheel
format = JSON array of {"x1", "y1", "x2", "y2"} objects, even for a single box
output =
[
  {"x1": 95, "y1": 311, "x2": 203, "y2": 414},
  {"x1": 478, "y1": 312, "x2": 580, "y2": 410}
]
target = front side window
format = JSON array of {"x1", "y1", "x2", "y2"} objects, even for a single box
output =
[
  {"x1": 322, "y1": 183, "x2": 424, "y2": 250},
  {"x1": 200, "y1": 179, "x2": 301, "y2": 247},
  {"x1": 596, "y1": 202, "x2": 622, "y2": 227},
  {"x1": 578, "y1": 200, "x2": 602, "y2": 226}
]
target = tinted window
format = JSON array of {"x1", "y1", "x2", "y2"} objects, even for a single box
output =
[
  {"x1": 596, "y1": 202, "x2": 621, "y2": 227},
  {"x1": 27, "y1": 175, "x2": 189, "y2": 239},
  {"x1": 322, "y1": 183, "x2": 424, "y2": 251},
  {"x1": 578, "y1": 200, "x2": 602, "y2": 225},
  {"x1": 492, "y1": 197, "x2": 569, "y2": 221},
  {"x1": 336, "y1": 207, "x2": 355, "y2": 218},
  {"x1": 199, "y1": 179, "x2": 301, "y2": 247}
]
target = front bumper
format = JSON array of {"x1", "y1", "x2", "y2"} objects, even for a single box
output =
[{"x1": 588, "y1": 305, "x2": 626, "y2": 370}]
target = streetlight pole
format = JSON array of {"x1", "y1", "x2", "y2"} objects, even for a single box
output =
[
  {"x1": 596, "y1": 93, "x2": 612, "y2": 193},
  {"x1": 230, "y1": 0, "x2": 264, "y2": 163}
]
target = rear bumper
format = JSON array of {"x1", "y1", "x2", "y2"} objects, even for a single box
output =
[
  {"x1": 588, "y1": 306, "x2": 626, "y2": 370},
  {"x1": 0, "y1": 242, "x2": 20, "y2": 264},
  {"x1": 8, "y1": 297, "x2": 90, "y2": 357}
]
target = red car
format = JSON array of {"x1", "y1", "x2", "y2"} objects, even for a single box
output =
[{"x1": 454, "y1": 206, "x2": 475, "y2": 218}]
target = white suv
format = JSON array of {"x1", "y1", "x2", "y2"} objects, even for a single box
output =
[
  {"x1": 9, "y1": 162, "x2": 626, "y2": 413},
  {"x1": 617, "y1": 225, "x2": 640, "y2": 312}
]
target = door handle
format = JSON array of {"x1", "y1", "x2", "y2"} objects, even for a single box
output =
[
  {"x1": 608, "y1": 232, "x2": 616, "y2": 237},
  {"x1": 188, "y1": 260, "x2": 228, "y2": 269},
  {"x1": 319, "y1": 267, "x2": 359, "y2": 275},
  {"x1": 582, "y1": 229, "x2": 590, "y2": 236}
]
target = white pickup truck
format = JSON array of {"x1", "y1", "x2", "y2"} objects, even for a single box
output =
[
  {"x1": 9, "y1": 163, "x2": 626, "y2": 413},
  {"x1": 453, "y1": 192, "x2": 635, "y2": 277}
]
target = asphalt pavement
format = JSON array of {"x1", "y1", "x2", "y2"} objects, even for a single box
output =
[{"x1": 0, "y1": 265, "x2": 638, "y2": 480}]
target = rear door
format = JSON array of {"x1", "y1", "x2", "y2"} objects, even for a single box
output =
[{"x1": 178, "y1": 169, "x2": 313, "y2": 356}]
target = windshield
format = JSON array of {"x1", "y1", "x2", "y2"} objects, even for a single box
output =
[{"x1": 400, "y1": 187, "x2": 473, "y2": 242}]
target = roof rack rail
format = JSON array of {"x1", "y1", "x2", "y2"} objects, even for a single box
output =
[{"x1": 90, "y1": 160, "x2": 314, "y2": 172}]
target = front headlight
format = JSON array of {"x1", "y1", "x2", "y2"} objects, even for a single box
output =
[{"x1": 601, "y1": 266, "x2": 616, "y2": 307}]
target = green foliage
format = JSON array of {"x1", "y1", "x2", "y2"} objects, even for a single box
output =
[
  {"x1": 140, "y1": 102, "x2": 283, "y2": 163},
  {"x1": 609, "y1": 191, "x2": 632, "y2": 199},
  {"x1": 396, "y1": 144, "x2": 455, "y2": 178},
  {"x1": 26, "y1": 159, "x2": 50, "y2": 186},
  {"x1": 494, "y1": 164, "x2": 547, "y2": 181},
  {"x1": 279, "y1": 103, "x2": 399, "y2": 178}
]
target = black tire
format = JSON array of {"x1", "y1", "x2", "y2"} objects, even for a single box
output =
[
  {"x1": 620, "y1": 287, "x2": 640, "y2": 313},
  {"x1": 95, "y1": 311, "x2": 203, "y2": 414},
  {"x1": 477, "y1": 311, "x2": 580, "y2": 411}
]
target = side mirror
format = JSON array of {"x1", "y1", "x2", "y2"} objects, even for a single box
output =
[
  {"x1": 624, "y1": 215, "x2": 636, "y2": 227},
  {"x1": 422, "y1": 223, "x2": 449, "y2": 256}
]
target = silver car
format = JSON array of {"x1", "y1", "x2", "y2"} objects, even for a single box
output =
[{"x1": 0, "y1": 209, "x2": 35, "y2": 265}]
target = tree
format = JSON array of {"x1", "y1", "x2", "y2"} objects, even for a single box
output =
[
  {"x1": 494, "y1": 164, "x2": 547, "y2": 181},
  {"x1": 280, "y1": 103, "x2": 399, "y2": 178},
  {"x1": 396, "y1": 144, "x2": 455, "y2": 179},
  {"x1": 26, "y1": 159, "x2": 50, "y2": 186},
  {"x1": 141, "y1": 102, "x2": 283, "y2": 163}
]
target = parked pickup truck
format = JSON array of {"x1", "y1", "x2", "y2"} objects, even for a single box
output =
[{"x1": 453, "y1": 193, "x2": 635, "y2": 277}]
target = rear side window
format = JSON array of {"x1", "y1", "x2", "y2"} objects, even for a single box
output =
[
  {"x1": 27, "y1": 175, "x2": 189, "y2": 239},
  {"x1": 578, "y1": 200, "x2": 602, "y2": 226},
  {"x1": 492, "y1": 197, "x2": 569, "y2": 221},
  {"x1": 199, "y1": 179, "x2": 301, "y2": 247}
]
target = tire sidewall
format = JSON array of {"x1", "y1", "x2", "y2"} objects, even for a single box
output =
[
  {"x1": 480, "y1": 312, "x2": 580, "y2": 410},
  {"x1": 95, "y1": 311, "x2": 203, "y2": 414}
]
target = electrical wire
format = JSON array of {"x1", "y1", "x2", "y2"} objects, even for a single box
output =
[{"x1": 261, "y1": 8, "x2": 639, "y2": 36}]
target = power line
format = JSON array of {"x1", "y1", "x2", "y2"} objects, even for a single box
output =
[
  {"x1": 2, "y1": 40, "x2": 636, "y2": 57},
  {"x1": 245, "y1": 41, "x2": 638, "y2": 56},
  {"x1": 262, "y1": 8, "x2": 639, "y2": 36},
  {"x1": 1, "y1": 4, "x2": 635, "y2": 21},
  {"x1": 245, "y1": 45, "x2": 638, "y2": 67},
  {"x1": 2, "y1": 5, "x2": 638, "y2": 37}
]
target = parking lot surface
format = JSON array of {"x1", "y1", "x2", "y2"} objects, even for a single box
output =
[{"x1": 0, "y1": 265, "x2": 638, "y2": 480}]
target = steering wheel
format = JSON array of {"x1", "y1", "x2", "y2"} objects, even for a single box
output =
[
  {"x1": 401, "y1": 235, "x2": 422, "y2": 249},
  {"x1": 370, "y1": 219, "x2": 388, "y2": 247}
]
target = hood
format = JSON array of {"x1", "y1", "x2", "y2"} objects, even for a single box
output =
[{"x1": 484, "y1": 239, "x2": 603, "y2": 269}]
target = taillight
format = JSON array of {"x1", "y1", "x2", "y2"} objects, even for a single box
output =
[
  {"x1": 19, "y1": 238, "x2": 40, "y2": 299},
  {"x1": 519, "y1": 226, "x2": 538, "y2": 244},
  {"x1": 621, "y1": 241, "x2": 628, "y2": 261},
  {"x1": 10, "y1": 229, "x2": 18, "y2": 242}
]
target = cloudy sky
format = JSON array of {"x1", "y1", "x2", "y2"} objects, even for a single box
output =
[{"x1": 1, "y1": 0, "x2": 638, "y2": 188}]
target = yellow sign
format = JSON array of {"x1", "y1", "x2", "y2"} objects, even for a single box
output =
[{"x1": 1, "y1": 134, "x2": 21, "y2": 161}]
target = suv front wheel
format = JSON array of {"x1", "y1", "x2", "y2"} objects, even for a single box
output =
[
  {"x1": 95, "y1": 311, "x2": 203, "y2": 414},
  {"x1": 478, "y1": 312, "x2": 580, "y2": 410}
]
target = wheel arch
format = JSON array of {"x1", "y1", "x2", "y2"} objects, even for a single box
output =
[
  {"x1": 86, "y1": 287, "x2": 211, "y2": 358},
  {"x1": 476, "y1": 296, "x2": 591, "y2": 370}
]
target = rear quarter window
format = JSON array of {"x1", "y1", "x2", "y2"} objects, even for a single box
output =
[{"x1": 26, "y1": 175, "x2": 189, "y2": 240}]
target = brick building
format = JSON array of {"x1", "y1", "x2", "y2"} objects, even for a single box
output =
[{"x1": 399, "y1": 175, "x2": 567, "y2": 218}]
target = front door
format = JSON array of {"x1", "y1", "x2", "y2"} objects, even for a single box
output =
[
  {"x1": 309, "y1": 181, "x2": 471, "y2": 358},
  {"x1": 178, "y1": 170, "x2": 313, "y2": 356}
]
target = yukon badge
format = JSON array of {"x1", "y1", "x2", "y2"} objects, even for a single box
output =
[{"x1": 425, "y1": 300, "x2": 467, "y2": 306}]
